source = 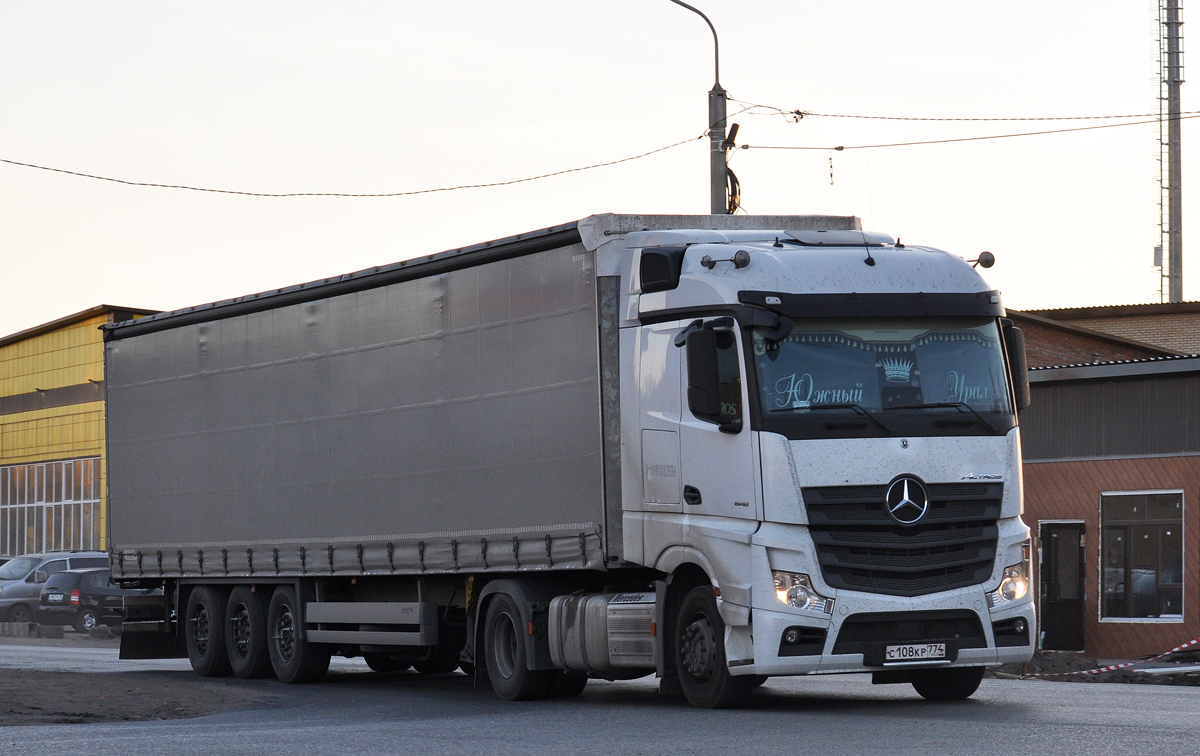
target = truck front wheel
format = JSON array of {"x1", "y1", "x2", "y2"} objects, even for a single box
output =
[
  {"x1": 266, "y1": 586, "x2": 331, "y2": 683},
  {"x1": 910, "y1": 666, "x2": 985, "y2": 701},
  {"x1": 483, "y1": 594, "x2": 553, "y2": 700},
  {"x1": 185, "y1": 586, "x2": 232, "y2": 677},
  {"x1": 674, "y1": 586, "x2": 752, "y2": 709}
]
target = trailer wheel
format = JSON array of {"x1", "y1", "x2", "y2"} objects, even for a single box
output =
[
  {"x1": 185, "y1": 586, "x2": 232, "y2": 677},
  {"x1": 483, "y1": 594, "x2": 553, "y2": 700},
  {"x1": 226, "y1": 587, "x2": 272, "y2": 679},
  {"x1": 267, "y1": 586, "x2": 331, "y2": 683},
  {"x1": 674, "y1": 586, "x2": 752, "y2": 709},
  {"x1": 364, "y1": 653, "x2": 411, "y2": 673},
  {"x1": 910, "y1": 666, "x2": 985, "y2": 701}
]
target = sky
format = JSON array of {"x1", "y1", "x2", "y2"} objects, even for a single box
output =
[{"x1": 0, "y1": 1, "x2": 1193, "y2": 337}]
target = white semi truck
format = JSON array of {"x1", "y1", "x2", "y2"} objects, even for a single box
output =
[{"x1": 106, "y1": 213, "x2": 1035, "y2": 708}]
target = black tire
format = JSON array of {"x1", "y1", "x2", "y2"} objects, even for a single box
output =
[
  {"x1": 75, "y1": 609, "x2": 100, "y2": 634},
  {"x1": 910, "y1": 666, "x2": 985, "y2": 701},
  {"x1": 266, "y1": 586, "x2": 330, "y2": 683},
  {"x1": 413, "y1": 644, "x2": 462, "y2": 675},
  {"x1": 674, "y1": 586, "x2": 753, "y2": 709},
  {"x1": 364, "y1": 653, "x2": 411, "y2": 673},
  {"x1": 185, "y1": 586, "x2": 232, "y2": 677},
  {"x1": 747, "y1": 675, "x2": 769, "y2": 688},
  {"x1": 546, "y1": 671, "x2": 588, "y2": 698},
  {"x1": 7, "y1": 604, "x2": 32, "y2": 624},
  {"x1": 483, "y1": 594, "x2": 554, "y2": 701},
  {"x1": 226, "y1": 587, "x2": 273, "y2": 679}
]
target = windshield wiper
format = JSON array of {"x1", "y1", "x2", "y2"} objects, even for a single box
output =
[
  {"x1": 801, "y1": 403, "x2": 895, "y2": 435},
  {"x1": 884, "y1": 401, "x2": 999, "y2": 434}
]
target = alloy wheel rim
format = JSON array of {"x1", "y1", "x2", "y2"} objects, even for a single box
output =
[
  {"x1": 231, "y1": 604, "x2": 252, "y2": 657},
  {"x1": 193, "y1": 606, "x2": 210, "y2": 655},
  {"x1": 275, "y1": 607, "x2": 295, "y2": 663}
]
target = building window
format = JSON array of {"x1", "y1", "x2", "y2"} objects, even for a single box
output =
[
  {"x1": 1101, "y1": 491, "x2": 1183, "y2": 620},
  {"x1": 0, "y1": 458, "x2": 101, "y2": 556}
]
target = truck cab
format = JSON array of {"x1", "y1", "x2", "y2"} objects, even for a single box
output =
[{"x1": 602, "y1": 223, "x2": 1034, "y2": 703}]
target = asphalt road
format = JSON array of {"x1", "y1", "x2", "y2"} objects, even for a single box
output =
[{"x1": 4, "y1": 644, "x2": 1199, "y2": 756}]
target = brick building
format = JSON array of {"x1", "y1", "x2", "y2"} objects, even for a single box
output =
[
  {"x1": 1020, "y1": 357, "x2": 1200, "y2": 658},
  {"x1": 1007, "y1": 311, "x2": 1179, "y2": 368},
  {"x1": 1026, "y1": 301, "x2": 1200, "y2": 356}
]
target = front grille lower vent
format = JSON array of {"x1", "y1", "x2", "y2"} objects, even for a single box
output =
[
  {"x1": 803, "y1": 483, "x2": 1001, "y2": 597},
  {"x1": 832, "y1": 610, "x2": 987, "y2": 656}
]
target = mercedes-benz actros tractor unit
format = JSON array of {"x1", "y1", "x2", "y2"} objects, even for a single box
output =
[{"x1": 107, "y1": 213, "x2": 1035, "y2": 708}]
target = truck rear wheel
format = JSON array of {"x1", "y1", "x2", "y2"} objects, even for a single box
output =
[
  {"x1": 267, "y1": 586, "x2": 331, "y2": 683},
  {"x1": 185, "y1": 586, "x2": 232, "y2": 677},
  {"x1": 910, "y1": 666, "x2": 985, "y2": 701},
  {"x1": 674, "y1": 586, "x2": 752, "y2": 709},
  {"x1": 483, "y1": 593, "x2": 553, "y2": 700},
  {"x1": 226, "y1": 586, "x2": 272, "y2": 679}
]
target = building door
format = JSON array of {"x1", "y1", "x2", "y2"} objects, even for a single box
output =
[{"x1": 1039, "y1": 522, "x2": 1086, "y2": 651}]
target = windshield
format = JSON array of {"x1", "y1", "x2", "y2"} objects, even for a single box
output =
[
  {"x1": 751, "y1": 317, "x2": 1013, "y2": 437},
  {"x1": 0, "y1": 557, "x2": 38, "y2": 580}
]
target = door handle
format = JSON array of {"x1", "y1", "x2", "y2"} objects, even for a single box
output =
[{"x1": 684, "y1": 485, "x2": 702, "y2": 506}]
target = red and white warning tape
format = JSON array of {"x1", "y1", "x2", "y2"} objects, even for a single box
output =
[{"x1": 1020, "y1": 635, "x2": 1200, "y2": 678}]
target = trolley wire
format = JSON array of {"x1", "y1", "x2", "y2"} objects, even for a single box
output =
[
  {"x1": 740, "y1": 113, "x2": 1200, "y2": 151},
  {"x1": 0, "y1": 134, "x2": 704, "y2": 198},
  {"x1": 727, "y1": 97, "x2": 1200, "y2": 123}
]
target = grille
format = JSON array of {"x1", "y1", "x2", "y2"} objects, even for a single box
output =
[
  {"x1": 803, "y1": 483, "x2": 1001, "y2": 597},
  {"x1": 832, "y1": 610, "x2": 987, "y2": 655}
]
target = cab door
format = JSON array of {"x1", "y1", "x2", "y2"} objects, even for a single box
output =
[{"x1": 678, "y1": 320, "x2": 758, "y2": 520}]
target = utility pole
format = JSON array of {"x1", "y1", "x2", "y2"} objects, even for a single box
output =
[
  {"x1": 1159, "y1": 0, "x2": 1185, "y2": 301},
  {"x1": 668, "y1": 1, "x2": 729, "y2": 214}
]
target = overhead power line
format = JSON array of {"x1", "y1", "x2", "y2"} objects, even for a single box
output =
[
  {"x1": 0, "y1": 134, "x2": 703, "y2": 198},
  {"x1": 741, "y1": 114, "x2": 1200, "y2": 151},
  {"x1": 728, "y1": 97, "x2": 1200, "y2": 122}
]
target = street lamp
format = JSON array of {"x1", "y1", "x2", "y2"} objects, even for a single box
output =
[{"x1": 667, "y1": 0, "x2": 729, "y2": 214}]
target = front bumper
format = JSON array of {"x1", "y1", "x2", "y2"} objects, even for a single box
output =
[
  {"x1": 725, "y1": 519, "x2": 1036, "y2": 677},
  {"x1": 733, "y1": 588, "x2": 1034, "y2": 676}
]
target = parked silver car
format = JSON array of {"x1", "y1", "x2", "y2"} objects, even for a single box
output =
[{"x1": 0, "y1": 551, "x2": 108, "y2": 623}]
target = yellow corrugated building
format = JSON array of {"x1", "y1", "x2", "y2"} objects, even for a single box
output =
[{"x1": 0, "y1": 305, "x2": 156, "y2": 556}]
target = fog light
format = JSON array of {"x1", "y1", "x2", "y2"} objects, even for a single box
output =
[
  {"x1": 1013, "y1": 618, "x2": 1027, "y2": 634},
  {"x1": 783, "y1": 628, "x2": 800, "y2": 644},
  {"x1": 772, "y1": 571, "x2": 834, "y2": 614}
]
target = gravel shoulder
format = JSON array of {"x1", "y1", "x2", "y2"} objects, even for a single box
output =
[
  {"x1": 0, "y1": 633, "x2": 274, "y2": 726},
  {"x1": 0, "y1": 667, "x2": 273, "y2": 726}
]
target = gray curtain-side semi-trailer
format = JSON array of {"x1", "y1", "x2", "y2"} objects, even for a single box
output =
[{"x1": 105, "y1": 223, "x2": 614, "y2": 578}]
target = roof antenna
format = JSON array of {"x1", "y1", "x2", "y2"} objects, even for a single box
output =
[{"x1": 864, "y1": 247, "x2": 876, "y2": 267}]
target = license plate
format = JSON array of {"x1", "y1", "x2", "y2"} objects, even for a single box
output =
[
  {"x1": 885, "y1": 643, "x2": 946, "y2": 662},
  {"x1": 47, "y1": 594, "x2": 63, "y2": 603}
]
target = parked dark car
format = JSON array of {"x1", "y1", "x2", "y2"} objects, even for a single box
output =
[
  {"x1": 37, "y1": 568, "x2": 157, "y2": 632},
  {"x1": 0, "y1": 551, "x2": 109, "y2": 623}
]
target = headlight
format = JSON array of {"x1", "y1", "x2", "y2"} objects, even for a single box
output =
[
  {"x1": 772, "y1": 571, "x2": 835, "y2": 614},
  {"x1": 987, "y1": 541, "x2": 1031, "y2": 608}
]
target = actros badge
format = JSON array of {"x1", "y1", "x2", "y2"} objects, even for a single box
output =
[{"x1": 885, "y1": 476, "x2": 930, "y2": 525}]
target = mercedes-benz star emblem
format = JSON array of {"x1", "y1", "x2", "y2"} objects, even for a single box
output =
[{"x1": 885, "y1": 476, "x2": 930, "y2": 525}]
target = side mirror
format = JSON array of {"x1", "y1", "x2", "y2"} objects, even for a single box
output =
[
  {"x1": 33, "y1": 570, "x2": 49, "y2": 584},
  {"x1": 1002, "y1": 321, "x2": 1031, "y2": 411},
  {"x1": 685, "y1": 328, "x2": 722, "y2": 419}
]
